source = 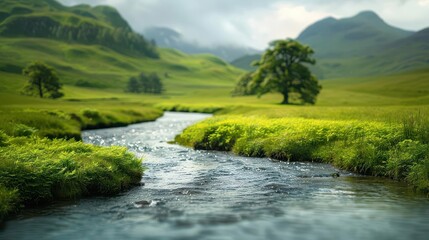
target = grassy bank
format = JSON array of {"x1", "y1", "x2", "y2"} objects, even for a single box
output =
[
  {"x1": 0, "y1": 134, "x2": 144, "y2": 220},
  {"x1": 0, "y1": 94, "x2": 163, "y2": 220},
  {"x1": 176, "y1": 107, "x2": 429, "y2": 194}
]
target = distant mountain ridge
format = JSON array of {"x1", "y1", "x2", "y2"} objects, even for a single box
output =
[
  {"x1": 231, "y1": 11, "x2": 429, "y2": 79},
  {"x1": 0, "y1": 0, "x2": 158, "y2": 57},
  {"x1": 297, "y1": 10, "x2": 413, "y2": 58},
  {"x1": 143, "y1": 26, "x2": 260, "y2": 61}
]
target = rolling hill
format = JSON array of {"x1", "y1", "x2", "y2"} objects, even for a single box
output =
[
  {"x1": 0, "y1": 0, "x2": 158, "y2": 58},
  {"x1": 143, "y1": 26, "x2": 259, "y2": 62},
  {"x1": 231, "y1": 11, "x2": 429, "y2": 79},
  {"x1": 0, "y1": 0, "x2": 243, "y2": 96}
]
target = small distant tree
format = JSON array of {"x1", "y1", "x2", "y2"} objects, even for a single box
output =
[
  {"x1": 148, "y1": 73, "x2": 163, "y2": 94},
  {"x1": 239, "y1": 39, "x2": 321, "y2": 104},
  {"x1": 126, "y1": 76, "x2": 140, "y2": 93},
  {"x1": 22, "y1": 62, "x2": 63, "y2": 99},
  {"x1": 125, "y1": 72, "x2": 163, "y2": 94}
]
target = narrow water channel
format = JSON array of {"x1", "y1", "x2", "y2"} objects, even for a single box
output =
[{"x1": 1, "y1": 112, "x2": 428, "y2": 240}]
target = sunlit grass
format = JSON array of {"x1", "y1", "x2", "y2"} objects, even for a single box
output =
[
  {"x1": 0, "y1": 134, "x2": 144, "y2": 218},
  {"x1": 176, "y1": 111, "x2": 429, "y2": 193}
]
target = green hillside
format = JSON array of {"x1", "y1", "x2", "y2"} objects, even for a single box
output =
[
  {"x1": 0, "y1": 0, "x2": 157, "y2": 57},
  {"x1": 230, "y1": 54, "x2": 259, "y2": 71},
  {"x1": 0, "y1": 0, "x2": 244, "y2": 96},
  {"x1": 0, "y1": 37, "x2": 241, "y2": 94}
]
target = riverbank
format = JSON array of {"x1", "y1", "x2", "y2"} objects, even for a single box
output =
[
  {"x1": 175, "y1": 105, "x2": 429, "y2": 194},
  {"x1": 3, "y1": 111, "x2": 428, "y2": 240},
  {"x1": 0, "y1": 101, "x2": 163, "y2": 221}
]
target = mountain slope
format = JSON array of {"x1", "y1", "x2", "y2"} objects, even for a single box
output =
[
  {"x1": 143, "y1": 26, "x2": 259, "y2": 61},
  {"x1": 0, "y1": 0, "x2": 157, "y2": 57},
  {"x1": 297, "y1": 11, "x2": 413, "y2": 58},
  {"x1": 230, "y1": 54, "x2": 259, "y2": 71},
  {"x1": 232, "y1": 11, "x2": 429, "y2": 79},
  {"x1": 0, "y1": 0, "x2": 243, "y2": 96}
]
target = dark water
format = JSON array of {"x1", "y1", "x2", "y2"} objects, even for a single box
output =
[{"x1": 1, "y1": 112, "x2": 428, "y2": 240}]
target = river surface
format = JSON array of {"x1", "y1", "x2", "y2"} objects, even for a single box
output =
[{"x1": 1, "y1": 112, "x2": 429, "y2": 240}]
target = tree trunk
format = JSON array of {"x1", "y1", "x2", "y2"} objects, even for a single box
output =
[{"x1": 281, "y1": 91, "x2": 289, "y2": 104}]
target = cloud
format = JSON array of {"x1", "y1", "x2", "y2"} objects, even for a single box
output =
[{"x1": 58, "y1": 0, "x2": 429, "y2": 49}]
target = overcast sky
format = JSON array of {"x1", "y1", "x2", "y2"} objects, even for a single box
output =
[{"x1": 58, "y1": 0, "x2": 429, "y2": 50}]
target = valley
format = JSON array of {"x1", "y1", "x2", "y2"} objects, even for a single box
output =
[{"x1": 0, "y1": 0, "x2": 428, "y2": 239}]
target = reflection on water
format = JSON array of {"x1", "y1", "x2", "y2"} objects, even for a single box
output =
[{"x1": 1, "y1": 112, "x2": 428, "y2": 240}]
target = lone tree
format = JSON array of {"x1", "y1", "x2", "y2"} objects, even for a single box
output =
[
  {"x1": 243, "y1": 39, "x2": 321, "y2": 104},
  {"x1": 22, "y1": 62, "x2": 63, "y2": 99}
]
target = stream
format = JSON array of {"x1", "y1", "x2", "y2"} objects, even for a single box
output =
[{"x1": 1, "y1": 112, "x2": 428, "y2": 240}]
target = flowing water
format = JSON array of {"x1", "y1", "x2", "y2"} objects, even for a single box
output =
[{"x1": 1, "y1": 112, "x2": 428, "y2": 240}]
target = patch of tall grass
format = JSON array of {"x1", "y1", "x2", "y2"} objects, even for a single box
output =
[
  {"x1": 176, "y1": 113, "x2": 429, "y2": 193},
  {"x1": 0, "y1": 134, "x2": 144, "y2": 219}
]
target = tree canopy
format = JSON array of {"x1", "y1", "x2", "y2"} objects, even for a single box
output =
[
  {"x1": 22, "y1": 62, "x2": 63, "y2": 99},
  {"x1": 235, "y1": 39, "x2": 321, "y2": 104},
  {"x1": 126, "y1": 72, "x2": 163, "y2": 94}
]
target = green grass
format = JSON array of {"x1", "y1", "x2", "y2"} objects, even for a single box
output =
[
  {"x1": 0, "y1": 93, "x2": 162, "y2": 221},
  {"x1": 176, "y1": 111, "x2": 429, "y2": 193},
  {"x1": 0, "y1": 133, "x2": 144, "y2": 218}
]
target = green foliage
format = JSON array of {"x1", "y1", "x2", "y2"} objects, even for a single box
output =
[
  {"x1": 387, "y1": 140, "x2": 428, "y2": 180},
  {"x1": 0, "y1": 185, "x2": 19, "y2": 220},
  {"x1": 177, "y1": 113, "x2": 429, "y2": 193},
  {"x1": 126, "y1": 72, "x2": 164, "y2": 94},
  {"x1": 22, "y1": 62, "x2": 63, "y2": 98},
  {"x1": 248, "y1": 39, "x2": 321, "y2": 104},
  {"x1": 0, "y1": 137, "x2": 144, "y2": 212},
  {"x1": 81, "y1": 108, "x2": 101, "y2": 119},
  {"x1": 232, "y1": 72, "x2": 256, "y2": 96},
  {"x1": 0, "y1": 131, "x2": 8, "y2": 147},
  {"x1": 13, "y1": 124, "x2": 37, "y2": 137}
]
